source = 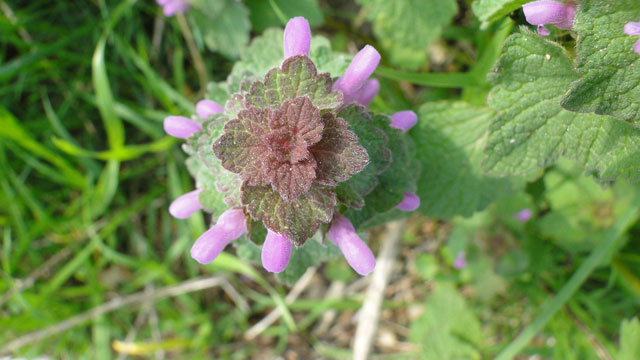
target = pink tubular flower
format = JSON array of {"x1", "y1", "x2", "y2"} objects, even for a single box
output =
[
  {"x1": 196, "y1": 100, "x2": 224, "y2": 119},
  {"x1": 396, "y1": 192, "x2": 420, "y2": 211},
  {"x1": 283, "y1": 17, "x2": 311, "y2": 59},
  {"x1": 333, "y1": 45, "x2": 381, "y2": 103},
  {"x1": 191, "y1": 208, "x2": 247, "y2": 264},
  {"x1": 515, "y1": 208, "x2": 533, "y2": 222},
  {"x1": 522, "y1": 1, "x2": 576, "y2": 36},
  {"x1": 163, "y1": 116, "x2": 202, "y2": 139},
  {"x1": 327, "y1": 214, "x2": 376, "y2": 276},
  {"x1": 169, "y1": 189, "x2": 203, "y2": 219},
  {"x1": 390, "y1": 110, "x2": 418, "y2": 131},
  {"x1": 453, "y1": 252, "x2": 467, "y2": 269},
  {"x1": 357, "y1": 78, "x2": 380, "y2": 107},
  {"x1": 157, "y1": 0, "x2": 188, "y2": 17},
  {"x1": 261, "y1": 230, "x2": 292, "y2": 273},
  {"x1": 624, "y1": 22, "x2": 640, "y2": 55}
]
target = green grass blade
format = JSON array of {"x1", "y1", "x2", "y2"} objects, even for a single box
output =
[
  {"x1": 495, "y1": 202, "x2": 640, "y2": 360},
  {"x1": 0, "y1": 106, "x2": 85, "y2": 188}
]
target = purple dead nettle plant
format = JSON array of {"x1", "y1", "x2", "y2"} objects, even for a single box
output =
[
  {"x1": 624, "y1": 21, "x2": 640, "y2": 55},
  {"x1": 522, "y1": 1, "x2": 576, "y2": 36},
  {"x1": 164, "y1": 16, "x2": 420, "y2": 276},
  {"x1": 156, "y1": 0, "x2": 188, "y2": 17}
]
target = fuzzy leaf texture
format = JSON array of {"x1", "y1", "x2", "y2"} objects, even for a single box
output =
[
  {"x1": 415, "y1": 101, "x2": 523, "y2": 218},
  {"x1": 356, "y1": 0, "x2": 458, "y2": 70},
  {"x1": 244, "y1": 55, "x2": 343, "y2": 111},
  {"x1": 561, "y1": 0, "x2": 640, "y2": 121},
  {"x1": 344, "y1": 114, "x2": 419, "y2": 230},
  {"x1": 483, "y1": 30, "x2": 640, "y2": 181},
  {"x1": 212, "y1": 56, "x2": 369, "y2": 245},
  {"x1": 334, "y1": 105, "x2": 390, "y2": 209},
  {"x1": 209, "y1": 30, "x2": 349, "y2": 107}
]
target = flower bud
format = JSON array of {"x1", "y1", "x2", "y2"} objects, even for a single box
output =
[
  {"x1": 396, "y1": 192, "x2": 420, "y2": 212},
  {"x1": 328, "y1": 214, "x2": 376, "y2": 276},
  {"x1": 522, "y1": 1, "x2": 576, "y2": 36},
  {"x1": 624, "y1": 22, "x2": 640, "y2": 55},
  {"x1": 196, "y1": 100, "x2": 224, "y2": 119},
  {"x1": 191, "y1": 208, "x2": 247, "y2": 264},
  {"x1": 357, "y1": 78, "x2": 380, "y2": 107},
  {"x1": 283, "y1": 17, "x2": 311, "y2": 59},
  {"x1": 390, "y1": 110, "x2": 417, "y2": 131},
  {"x1": 169, "y1": 189, "x2": 203, "y2": 219},
  {"x1": 157, "y1": 0, "x2": 188, "y2": 17},
  {"x1": 334, "y1": 45, "x2": 381, "y2": 103},
  {"x1": 261, "y1": 230, "x2": 292, "y2": 273},
  {"x1": 163, "y1": 116, "x2": 202, "y2": 139}
]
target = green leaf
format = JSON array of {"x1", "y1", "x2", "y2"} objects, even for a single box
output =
[
  {"x1": 186, "y1": 115, "x2": 242, "y2": 215},
  {"x1": 344, "y1": 115, "x2": 418, "y2": 229},
  {"x1": 483, "y1": 31, "x2": 640, "y2": 181},
  {"x1": 241, "y1": 183, "x2": 336, "y2": 246},
  {"x1": 409, "y1": 284, "x2": 483, "y2": 360},
  {"x1": 189, "y1": 0, "x2": 250, "y2": 59},
  {"x1": 212, "y1": 29, "x2": 349, "y2": 106},
  {"x1": 471, "y1": 0, "x2": 528, "y2": 29},
  {"x1": 415, "y1": 101, "x2": 522, "y2": 218},
  {"x1": 312, "y1": 114, "x2": 369, "y2": 187},
  {"x1": 618, "y1": 318, "x2": 640, "y2": 360},
  {"x1": 335, "y1": 106, "x2": 390, "y2": 209},
  {"x1": 245, "y1": 55, "x2": 343, "y2": 111},
  {"x1": 245, "y1": 0, "x2": 323, "y2": 33},
  {"x1": 356, "y1": 0, "x2": 458, "y2": 70},
  {"x1": 561, "y1": 0, "x2": 640, "y2": 121}
]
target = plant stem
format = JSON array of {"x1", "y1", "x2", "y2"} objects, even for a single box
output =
[{"x1": 176, "y1": 13, "x2": 208, "y2": 95}]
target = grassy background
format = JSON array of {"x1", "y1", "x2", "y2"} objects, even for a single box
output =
[{"x1": 1, "y1": 0, "x2": 639, "y2": 359}]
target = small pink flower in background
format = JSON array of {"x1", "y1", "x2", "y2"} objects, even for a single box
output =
[
  {"x1": 328, "y1": 214, "x2": 376, "y2": 276},
  {"x1": 157, "y1": 0, "x2": 188, "y2": 17},
  {"x1": 624, "y1": 21, "x2": 640, "y2": 55},
  {"x1": 515, "y1": 208, "x2": 533, "y2": 222},
  {"x1": 522, "y1": 1, "x2": 576, "y2": 36},
  {"x1": 390, "y1": 111, "x2": 418, "y2": 131},
  {"x1": 453, "y1": 252, "x2": 466, "y2": 269},
  {"x1": 396, "y1": 192, "x2": 420, "y2": 212}
]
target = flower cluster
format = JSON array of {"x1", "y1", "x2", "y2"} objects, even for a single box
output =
[
  {"x1": 164, "y1": 17, "x2": 420, "y2": 276},
  {"x1": 522, "y1": 1, "x2": 576, "y2": 36}
]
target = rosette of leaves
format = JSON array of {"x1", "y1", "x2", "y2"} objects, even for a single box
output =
[{"x1": 183, "y1": 31, "x2": 418, "y2": 279}]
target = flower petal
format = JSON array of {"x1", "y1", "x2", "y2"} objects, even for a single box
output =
[{"x1": 261, "y1": 230, "x2": 292, "y2": 273}]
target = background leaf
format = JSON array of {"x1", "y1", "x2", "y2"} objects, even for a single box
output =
[
  {"x1": 244, "y1": 0, "x2": 323, "y2": 33},
  {"x1": 561, "y1": 0, "x2": 640, "y2": 122},
  {"x1": 414, "y1": 101, "x2": 523, "y2": 218},
  {"x1": 356, "y1": 0, "x2": 458, "y2": 70},
  {"x1": 471, "y1": 0, "x2": 528, "y2": 29},
  {"x1": 483, "y1": 30, "x2": 640, "y2": 181},
  {"x1": 189, "y1": 0, "x2": 250, "y2": 58}
]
